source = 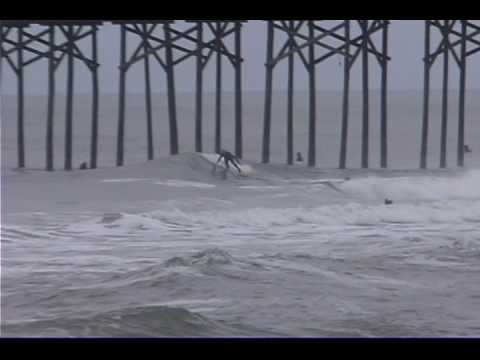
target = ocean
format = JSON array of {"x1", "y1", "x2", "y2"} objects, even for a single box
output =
[{"x1": 2, "y1": 90, "x2": 480, "y2": 337}]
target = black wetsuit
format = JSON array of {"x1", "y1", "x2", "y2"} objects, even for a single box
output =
[{"x1": 216, "y1": 150, "x2": 242, "y2": 173}]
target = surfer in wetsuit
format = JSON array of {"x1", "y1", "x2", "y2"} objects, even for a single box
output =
[{"x1": 215, "y1": 150, "x2": 242, "y2": 174}]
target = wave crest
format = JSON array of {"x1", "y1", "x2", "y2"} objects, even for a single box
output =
[
  {"x1": 2, "y1": 305, "x2": 229, "y2": 337},
  {"x1": 164, "y1": 248, "x2": 235, "y2": 267}
]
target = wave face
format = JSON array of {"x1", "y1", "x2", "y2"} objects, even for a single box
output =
[
  {"x1": 3, "y1": 154, "x2": 480, "y2": 337},
  {"x1": 3, "y1": 304, "x2": 256, "y2": 337}
]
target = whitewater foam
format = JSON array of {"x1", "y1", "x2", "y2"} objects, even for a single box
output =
[{"x1": 341, "y1": 170, "x2": 480, "y2": 202}]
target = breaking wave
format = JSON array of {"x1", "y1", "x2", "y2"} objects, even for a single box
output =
[{"x1": 2, "y1": 305, "x2": 245, "y2": 337}]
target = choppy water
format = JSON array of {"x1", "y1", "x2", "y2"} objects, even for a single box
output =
[{"x1": 2, "y1": 92, "x2": 480, "y2": 337}]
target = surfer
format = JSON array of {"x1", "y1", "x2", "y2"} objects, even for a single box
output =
[
  {"x1": 464, "y1": 144, "x2": 472, "y2": 153},
  {"x1": 296, "y1": 152, "x2": 304, "y2": 162},
  {"x1": 384, "y1": 198, "x2": 393, "y2": 205},
  {"x1": 214, "y1": 150, "x2": 242, "y2": 174}
]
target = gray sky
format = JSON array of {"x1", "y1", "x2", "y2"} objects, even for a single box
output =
[{"x1": 1, "y1": 20, "x2": 479, "y2": 94}]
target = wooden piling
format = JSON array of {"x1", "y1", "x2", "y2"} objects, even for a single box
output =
[
  {"x1": 116, "y1": 24, "x2": 126, "y2": 166},
  {"x1": 440, "y1": 20, "x2": 449, "y2": 168},
  {"x1": 142, "y1": 25, "x2": 154, "y2": 161},
  {"x1": 457, "y1": 20, "x2": 467, "y2": 167},
  {"x1": 287, "y1": 21, "x2": 294, "y2": 165},
  {"x1": 46, "y1": 25, "x2": 55, "y2": 171},
  {"x1": 215, "y1": 21, "x2": 222, "y2": 154},
  {"x1": 380, "y1": 21, "x2": 388, "y2": 168},
  {"x1": 90, "y1": 25, "x2": 99, "y2": 168},
  {"x1": 339, "y1": 20, "x2": 350, "y2": 169},
  {"x1": 420, "y1": 21, "x2": 431, "y2": 169},
  {"x1": 17, "y1": 27, "x2": 25, "y2": 168},
  {"x1": 234, "y1": 21, "x2": 242, "y2": 158},
  {"x1": 64, "y1": 25, "x2": 74, "y2": 171},
  {"x1": 195, "y1": 23, "x2": 203, "y2": 153},
  {"x1": 361, "y1": 20, "x2": 369, "y2": 169},
  {"x1": 308, "y1": 21, "x2": 316, "y2": 167},
  {"x1": 262, "y1": 21, "x2": 274, "y2": 164},
  {"x1": 164, "y1": 23, "x2": 179, "y2": 155}
]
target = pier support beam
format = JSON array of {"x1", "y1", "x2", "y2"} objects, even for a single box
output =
[
  {"x1": 287, "y1": 21, "x2": 295, "y2": 165},
  {"x1": 64, "y1": 25, "x2": 74, "y2": 171},
  {"x1": 420, "y1": 20, "x2": 480, "y2": 169},
  {"x1": 214, "y1": 22, "x2": 222, "y2": 154},
  {"x1": 380, "y1": 22, "x2": 389, "y2": 168},
  {"x1": 339, "y1": 20, "x2": 351, "y2": 169},
  {"x1": 234, "y1": 21, "x2": 243, "y2": 158},
  {"x1": 117, "y1": 24, "x2": 126, "y2": 166},
  {"x1": 164, "y1": 23, "x2": 179, "y2": 155},
  {"x1": 17, "y1": 28, "x2": 25, "y2": 168},
  {"x1": 46, "y1": 25, "x2": 55, "y2": 171},
  {"x1": 307, "y1": 21, "x2": 316, "y2": 167},
  {"x1": 113, "y1": 21, "x2": 244, "y2": 163},
  {"x1": 439, "y1": 20, "x2": 449, "y2": 169},
  {"x1": 361, "y1": 20, "x2": 370, "y2": 169},
  {"x1": 420, "y1": 21, "x2": 431, "y2": 170},
  {"x1": 457, "y1": 21, "x2": 467, "y2": 167},
  {"x1": 195, "y1": 24, "x2": 203, "y2": 153},
  {"x1": 142, "y1": 24, "x2": 154, "y2": 161},
  {"x1": 1, "y1": 21, "x2": 100, "y2": 171},
  {"x1": 262, "y1": 21, "x2": 274, "y2": 164},
  {"x1": 261, "y1": 20, "x2": 389, "y2": 168},
  {"x1": 90, "y1": 25, "x2": 99, "y2": 169}
]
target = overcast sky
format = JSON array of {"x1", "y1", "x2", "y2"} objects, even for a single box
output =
[{"x1": 1, "y1": 20, "x2": 479, "y2": 94}]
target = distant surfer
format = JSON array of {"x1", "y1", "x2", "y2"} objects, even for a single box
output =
[
  {"x1": 384, "y1": 198, "x2": 393, "y2": 205},
  {"x1": 79, "y1": 162, "x2": 88, "y2": 170},
  {"x1": 464, "y1": 144, "x2": 472, "y2": 153},
  {"x1": 214, "y1": 150, "x2": 242, "y2": 174},
  {"x1": 296, "y1": 152, "x2": 304, "y2": 162}
]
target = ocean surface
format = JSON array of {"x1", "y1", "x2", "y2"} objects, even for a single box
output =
[{"x1": 2, "y1": 91, "x2": 480, "y2": 337}]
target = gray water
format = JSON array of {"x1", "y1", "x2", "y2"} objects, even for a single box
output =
[{"x1": 2, "y1": 91, "x2": 480, "y2": 337}]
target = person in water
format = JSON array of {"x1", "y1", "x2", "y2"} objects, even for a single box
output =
[
  {"x1": 296, "y1": 152, "x2": 304, "y2": 162},
  {"x1": 215, "y1": 150, "x2": 242, "y2": 174},
  {"x1": 464, "y1": 144, "x2": 472, "y2": 153}
]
